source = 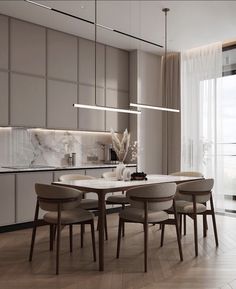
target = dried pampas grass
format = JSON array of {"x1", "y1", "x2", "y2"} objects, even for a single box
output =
[{"x1": 111, "y1": 128, "x2": 130, "y2": 162}]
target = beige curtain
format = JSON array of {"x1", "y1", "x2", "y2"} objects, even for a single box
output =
[{"x1": 162, "y1": 53, "x2": 181, "y2": 174}]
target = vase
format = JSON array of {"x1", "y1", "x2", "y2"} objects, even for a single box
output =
[{"x1": 116, "y1": 162, "x2": 126, "y2": 181}]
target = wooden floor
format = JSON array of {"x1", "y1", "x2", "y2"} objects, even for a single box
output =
[{"x1": 1, "y1": 213, "x2": 236, "y2": 289}]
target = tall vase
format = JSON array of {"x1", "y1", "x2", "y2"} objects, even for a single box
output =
[{"x1": 116, "y1": 162, "x2": 126, "y2": 181}]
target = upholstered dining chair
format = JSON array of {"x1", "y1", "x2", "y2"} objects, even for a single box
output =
[
  {"x1": 102, "y1": 171, "x2": 129, "y2": 237},
  {"x1": 29, "y1": 184, "x2": 96, "y2": 275},
  {"x1": 116, "y1": 183, "x2": 183, "y2": 272},
  {"x1": 59, "y1": 174, "x2": 108, "y2": 242},
  {"x1": 170, "y1": 178, "x2": 218, "y2": 256},
  {"x1": 170, "y1": 171, "x2": 204, "y2": 235}
]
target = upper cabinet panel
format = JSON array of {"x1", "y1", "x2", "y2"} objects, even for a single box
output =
[
  {"x1": 47, "y1": 30, "x2": 77, "y2": 82},
  {"x1": 0, "y1": 15, "x2": 8, "y2": 70},
  {"x1": 10, "y1": 73, "x2": 46, "y2": 127},
  {"x1": 106, "y1": 46, "x2": 129, "y2": 91},
  {"x1": 10, "y1": 19, "x2": 46, "y2": 76},
  {"x1": 79, "y1": 38, "x2": 105, "y2": 87},
  {"x1": 47, "y1": 79, "x2": 77, "y2": 130},
  {"x1": 0, "y1": 71, "x2": 9, "y2": 126}
]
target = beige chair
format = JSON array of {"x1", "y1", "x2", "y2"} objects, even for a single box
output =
[
  {"x1": 102, "y1": 171, "x2": 129, "y2": 237},
  {"x1": 59, "y1": 174, "x2": 108, "y2": 241},
  {"x1": 116, "y1": 183, "x2": 183, "y2": 272},
  {"x1": 174, "y1": 179, "x2": 218, "y2": 256},
  {"x1": 29, "y1": 184, "x2": 96, "y2": 275},
  {"x1": 170, "y1": 171, "x2": 204, "y2": 235}
]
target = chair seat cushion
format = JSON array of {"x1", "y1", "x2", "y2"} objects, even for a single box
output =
[
  {"x1": 44, "y1": 209, "x2": 94, "y2": 225},
  {"x1": 175, "y1": 200, "x2": 207, "y2": 213},
  {"x1": 119, "y1": 207, "x2": 169, "y2": 223},
  {"x1": 106, "y1": 195, "x2": 129, "y2": 204},
  {"x1": 79, "y1": 199, "x2": 98, "y2": 210}
]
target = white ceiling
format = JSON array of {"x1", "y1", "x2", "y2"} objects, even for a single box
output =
[{"x1": 0, "y1": 0, "x2": 236, "y2": 55}]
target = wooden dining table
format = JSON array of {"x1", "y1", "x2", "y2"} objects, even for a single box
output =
[{"x1": 53, "y1": 174, "x2": 201, "y2": 271}]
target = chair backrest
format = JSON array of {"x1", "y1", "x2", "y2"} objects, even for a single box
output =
[
  {"x1": 35, "y1": 183, "x2": 82, "y2": 211},
  {"x1": 176, "y1": 178, "x2": 214, "y2": 203},
  {"x1": 126, "y1": 183, "x2": 176, "y2": 211},
  {"x1": 59, "y1": 174, "x2": 94, "y2": 182},
  {"x1": 102, "y1": 171, "x2": 116, "y2": 179},
  {"x1": 170, "y1": 171, "x2": 204, "y2": 177}
]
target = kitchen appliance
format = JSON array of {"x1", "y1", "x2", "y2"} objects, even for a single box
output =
[{"x1": 104, "y1": 144, "x2": 118, "y2": 164}]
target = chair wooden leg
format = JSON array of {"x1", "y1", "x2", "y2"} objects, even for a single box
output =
[
  {"x1": 69, "y1": 225, "x2": 73, "y2": 253},
  {"x1": 179, "y1": 214, "x2": 182, "y2": 236},
  {"x1": 203, "y1": 214, "x2": 207, "y2": 238},
  {"x1": 56, "y1": 204, "x2": 61, "y2": 275},
  {"x1": 173, "y1": 201, "x2": 183, "y2": 261},
  {"x1": 104, "y1": 211, "x2": 108, "y2": 241},
  {"x1": 144, "y1": 220, "x2": 148, "y2": 272},
  {"x1": 80, "y1": 224, "x2": 84, "y2": 248},
  {"x1": 193, "y1": 213, "x2": 198, "y2": 256},
  {"x1": 160, "y1": 224, "x2": 165, "y2": 247},
  {"x1": 50, "y1": 224, "x2": 54, "y2": 251},
  {"x1": 90, "y1": 221, "x2": 96, "y2": 262},
  {"x1": 122, "y1": 204, "x2": 125, "y2": 237},
  {"x1": 116, "y1": 218, "x2": 122, "y2": 258},
  {"x1": 184, "y1": 215, "x2": 187, "y2": 235},
  {"x1": 210, "y1": 196, "x2": 219, "y2": 247},
  {"x1": 29, "y1": 201, "x2": 39, "y2": 262}
]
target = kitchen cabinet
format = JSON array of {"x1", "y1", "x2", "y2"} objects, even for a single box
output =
[
  {"x1": 0, "y1": 15, "x2": 8, "y2": 70},
  {"x1": 78, "y1": 84, "x2": 105, "y2": 131},
  {"x1": 10, "y1": 19, "x2": 46, "y2": 76},
  {"x1": 47, "y1": 29, "x2": 77, "y2": 82},
  {"x1": 10, "y1": 73, "x2": 46, "y2": 127},
  {"x1": 106, "y1": 46, "x2": 129, "y2": 91},
  {"x1": 47, "y1": 79, "x2": 77, "y2": 129},
  {"x1": 0, "y1": 71, "x2": 9, "y2": 126},
  {"x1": 16, "y1": 172, "x2": 53, "y2": 223},
  {"x1": 78, "y1": 38, "x2": 105, "y2": 87},
  {"x1": 0, "y1": 174, "x2": 15, "y2": 226},
  {"x1": 53, "y1": 169, "x2": 85, "y2": 182},
  {"x1": 105, "y1": 89, "x2": 129, "y2": 132}
]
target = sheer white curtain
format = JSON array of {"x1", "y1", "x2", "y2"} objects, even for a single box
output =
[{"x1": 181, "y1": 42, "x2": 223, "y2": 211}]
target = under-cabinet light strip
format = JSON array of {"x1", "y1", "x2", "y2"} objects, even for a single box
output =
[
  {"x1": 130, "y1": 103, "x2": 180, "y2": 113},
  {"x1": 73, "y1": 104, "x2": 141, "y2": 115}
]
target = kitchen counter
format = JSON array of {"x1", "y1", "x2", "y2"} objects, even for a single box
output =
[{"x1": 0, "y1": 163, "x2": 136, "y2": 174}]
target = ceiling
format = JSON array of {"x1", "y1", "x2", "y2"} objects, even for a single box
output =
[{"x1": 0, "y1": 0, "x2": 235, "y2": 55}]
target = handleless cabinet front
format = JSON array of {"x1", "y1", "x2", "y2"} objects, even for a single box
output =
[{"x1": 16, "y1": 172, "x2": 53, "y2": 223}]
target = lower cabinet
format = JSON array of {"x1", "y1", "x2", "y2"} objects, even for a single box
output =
[
  {"x1": 16, "y1": 172, "x2": 53, "y2": 223},
  {"x1": 0, "y1": 174, "x2": 15, "y2": 226}
]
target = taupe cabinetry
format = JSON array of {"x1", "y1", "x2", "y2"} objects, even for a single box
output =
[
  {"x1": 0, "y1": 71, "x2": 8, "y2": 126},
  {"x1": 47, "y1": 30, "x2": 77, "y2": 82},
  {"x1": 0, "y1": 174, "x2": 15, "y2": 226},
  {"x1": 47, "y1": 79, "x2": 77, "y2": 129},
  {"x1": 10, "y1": 73, "x2": 46, "y2": 127},
  {"x1": 16, "y1": 172, "x2": 53, "y2": 223},
  {"x1": 0, "y1": 15, "x2": 8, "y2": 70}
]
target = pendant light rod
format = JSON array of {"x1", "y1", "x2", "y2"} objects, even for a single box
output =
[
  {"x1": 130, "y1": 103, "x2": 179, "y2": 113},
  {"x1": 24, "y1": 0, "x2": 163, "y2": 48},
  {"x1": 73, "y1": 104, "x2": 141, "y2": 114}
]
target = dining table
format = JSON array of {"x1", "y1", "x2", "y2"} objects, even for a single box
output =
[{"x1": 53, "y1": 174, "x2": 201, "y2": 271}]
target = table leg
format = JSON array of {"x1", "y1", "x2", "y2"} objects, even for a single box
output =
[{"x1": 98, "y1": 192, "x2": 105, "y2": 271}]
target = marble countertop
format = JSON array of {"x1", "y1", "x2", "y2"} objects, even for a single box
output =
[{"x1": 0, "y1": 163, "x2": 137, "y2": 174}]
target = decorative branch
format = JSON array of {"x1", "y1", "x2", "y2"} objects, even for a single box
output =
[{"x1": 111, "y1": 128, "x2": 130, "y2": 162}]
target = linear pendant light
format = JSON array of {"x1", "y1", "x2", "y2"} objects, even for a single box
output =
[
  {"x1": 130, "y1": 8, "x2": 180, "y2": 113},
  {"x1": 24, "y1": 0, "x2": 141, "y2": 115}
]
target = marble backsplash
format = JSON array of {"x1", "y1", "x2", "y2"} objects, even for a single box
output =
[{"x1": 0, "y1": 128, "x2": 114, "y2": 167}]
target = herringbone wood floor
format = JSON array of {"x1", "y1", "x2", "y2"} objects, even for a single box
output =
[{"x1": 0, "y1": 213, "x2": 236, "y2": 289}]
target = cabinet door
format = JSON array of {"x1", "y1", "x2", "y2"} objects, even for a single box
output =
[
  {"x1": 105, "y1": 89, "x2": 129, "y2": 132},
  {"x1": 11, "y1": 19, "x2": 46, "y2": 76},
  {"x1": 78, "y1": 38, "x2": 105, "y2": 87},
  {"x1": 0, "y1": 71, "x2": 8, "y2": 126},
  {"x1": 10, "y1": 73, "x2": 46, "y2": 127},
  {"x1": 0, "y1": 15, "x2": 8, "y2": 70},
  {"x1": 0, "y1": 174, "x2": 15, "y2": 226},
  {"x1": 85, "y1": 168, "x2": 112, "y2": 200},
  {"x1": 53, "y1": 169, "x2": 85, "y2": 182},
  {"x1": 47, "y1": 79, "x2": 77, "y2": 129},
  {"x1": 16, "y1": 172, "x2": 53, "y2": 223},
  {"x1": 47, "y1": 30, "x2": 77, "y2": 82},
  {"x1": 106, "y1": 46, "x2": 129, "y2": 91},
  {"x1": 78, "y1": 84, "x2": 105, "y2": 131}
]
